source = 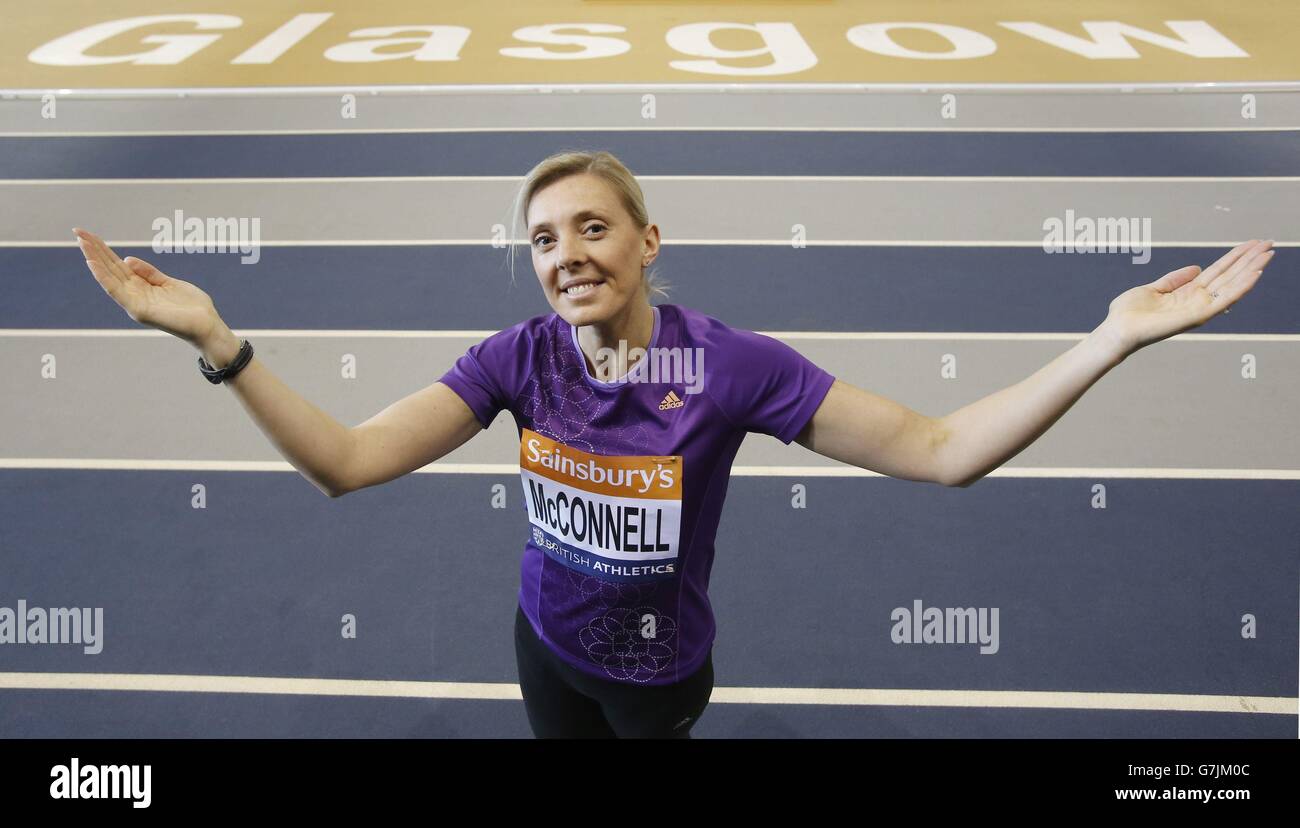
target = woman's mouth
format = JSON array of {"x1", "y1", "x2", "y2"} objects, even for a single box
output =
[{"x1": 561, "y1": 280, "x2": 604, "y2": 299}]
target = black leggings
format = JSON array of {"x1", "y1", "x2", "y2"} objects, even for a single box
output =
[{"x1": 513, "y1": 605, "x2": 714, "y2": 738}]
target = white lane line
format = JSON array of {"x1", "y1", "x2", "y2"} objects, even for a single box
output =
[
  {"x1": 3, "y1": 329, "x2": 1298, "y2": 342},
  {"x1": 3, "y1": 175, "x2": 1299, "y2": 183},
  {"x1": 7, "y1": 240, "x2": 1297, "y2": 248},
  {"x1": 0, "y1": 671, "x2": 1290, "y2": 714},
  {"x1": 1, "y1": 459, "x2": 1297, "y2": 479},
  {"x1": 3, "y1": 126, "x2": 1299, "y2": 137}
]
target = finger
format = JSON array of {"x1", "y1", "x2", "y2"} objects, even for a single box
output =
[
  {"x1": 1207, "y1": 263, "x2": 1265, "y2": 315},
  {"x1": 83, "y1": 256, "x2": 109, "y2": 291},
  {"x1": 1193, "y1": 240, "x2": 1265, "y2": 287},
  {"x1": 1207, "y1": 246, "x2": 1274, "y2": 297},
  {"x1": 76, "y1": 229, "x2": 120, "y2": 278},
  {"x1": 1150, "y1": 264, "x2": 1200, "y2": 294},
  {"x1": 75, "y1": 234, "x2": 125, "y2": 289},
  {"x1": 84, "y1": 257, "x2": 125, "y2": 304},
  {"x1": 79, "y1": 230, "x2": 146, "y2": 295},
  {"x1": 82, "y1": 229, "x2": 134, "y2": 284},
  {"x1": 1201, "y1": 241, "x2": 1271, "y2": 298},
  {"x1": 122, "y1": 255, "x2": 168, "y2": 287}
]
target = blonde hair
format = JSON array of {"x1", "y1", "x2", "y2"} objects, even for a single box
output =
[{"x1": 507, "y1": 149, "x2": 670, "y2": 301}]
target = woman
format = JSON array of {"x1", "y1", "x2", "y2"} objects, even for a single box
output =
[{"x1": 76, "y1": 150, "x2": 1272, "y2": 739}]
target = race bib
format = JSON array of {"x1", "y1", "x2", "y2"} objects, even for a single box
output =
[{"x1": 519, "y1": 428, "x2": 682, "y2": 583}]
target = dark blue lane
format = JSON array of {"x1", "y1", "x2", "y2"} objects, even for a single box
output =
[
  {"x1": 2, "y1": 131, "x2": 1298, "y2": 178},
  {"x1": 0, "y1": 691, "x2": 1287, "y2": 738},
  {"x1": 8, "y1": 245, "x2": 1296, "y2": 332},
  {"x1": 0, "y1": 470, "x2": 1294, "y2": 698}
]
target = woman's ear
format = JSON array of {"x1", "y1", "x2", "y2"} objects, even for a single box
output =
[{"x1": 642, "y1": 223, "x2": 660, "y2": 265}]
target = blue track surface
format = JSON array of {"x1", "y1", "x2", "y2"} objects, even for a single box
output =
[
  {"x1": 2, "y1": 131, "x2": 1299, "y2": 178},
  {"x1": 0, "y1": 472, "x2": 1294, "y2": 715},
  {"x1": 5, "y1": 246, "x2": 1295, "y2": 333}
]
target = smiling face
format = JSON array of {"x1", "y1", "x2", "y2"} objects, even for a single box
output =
[{"x1": 527, "y1": 172, "x2": 659, "y2": 328}]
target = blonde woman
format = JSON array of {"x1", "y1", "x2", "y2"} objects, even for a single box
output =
[{"x1": 76, "y1": 150, "x2": 1272, "y2": 738}]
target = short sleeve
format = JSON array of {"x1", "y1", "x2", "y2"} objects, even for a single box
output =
[
  {"x1": 438, "y1": 324, "x2": 533, "y2": 430},
  {"x1": 707, "y1": 328, "x2": 836, "y2": 444}
]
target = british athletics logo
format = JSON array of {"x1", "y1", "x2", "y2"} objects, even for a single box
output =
[{"x1": 519, "y1": 428, "x2": 682, "y2": 584}]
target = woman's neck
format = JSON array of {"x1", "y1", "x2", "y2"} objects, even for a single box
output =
[{"x1": 576, "y1": 298, "x2": 655, "y2": 381}]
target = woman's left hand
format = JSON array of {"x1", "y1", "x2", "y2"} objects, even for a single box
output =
[{"x1": 1102, "y1": 239, "x2": 1275, "y2": 356}]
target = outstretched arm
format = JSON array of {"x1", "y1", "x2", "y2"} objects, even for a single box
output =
[
  {"x1": 797, "y1": 240, "x2": 1274, "y2": 488},
  {"x1": 795, "y1": 379, "x2": 952, "y2": 485},
  {"x1": 76, "y1": 227, "x2": 484, "y2": 499},
  {"x1": 932, "y1": 319, "x2": 1128, "y2": 487}
]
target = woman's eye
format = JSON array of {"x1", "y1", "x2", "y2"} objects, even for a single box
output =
[{"x1": 534, "y1": 226, "x2": 602, "y2": 247}]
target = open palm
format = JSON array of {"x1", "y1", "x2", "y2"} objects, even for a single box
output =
[
  {"x1": 75, "y1": 228, "x2": 219, "y2": 346},
  {"x1": 1105, "y1": 239, "x2": 1274, "y2": 353}
]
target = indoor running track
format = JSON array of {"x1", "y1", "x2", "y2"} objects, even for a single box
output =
[{"x1": 0, "y1": 89, "x2": 1296, "y2": 737}]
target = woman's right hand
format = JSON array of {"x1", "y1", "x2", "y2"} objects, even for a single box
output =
[{"x1": 75, "y1": 227, "x2": 223, "y2": 347}]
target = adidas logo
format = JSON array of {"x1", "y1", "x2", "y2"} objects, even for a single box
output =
[{"x1": 658, "y1": 390, "x2": 685, "y2": 411}]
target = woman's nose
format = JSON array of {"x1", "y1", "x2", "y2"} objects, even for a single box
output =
[{"x1": 555, "y1": 234, "x2": 586, "y2": 269}]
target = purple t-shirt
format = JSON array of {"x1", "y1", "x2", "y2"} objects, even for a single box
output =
[{"x1": 439, "y1": 303, "x2": 835, "y2": 685}]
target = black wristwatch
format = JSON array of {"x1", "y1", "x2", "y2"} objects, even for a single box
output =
[{"x1": 198, "y1": 339, "x2": 254, "y2": 384}]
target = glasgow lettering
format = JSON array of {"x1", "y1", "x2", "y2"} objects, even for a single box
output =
[{"x1": 28, "y1": 15, "x2": 1249, "y2": 77}]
